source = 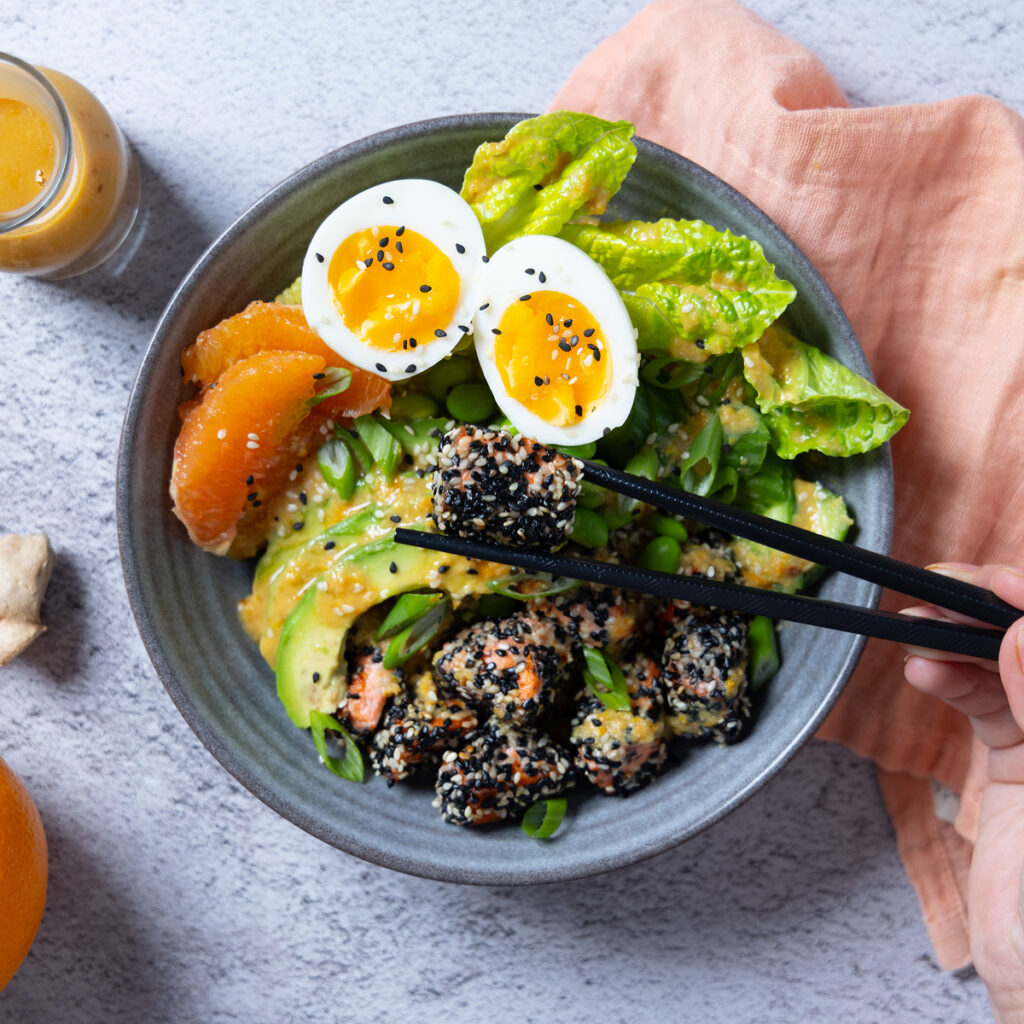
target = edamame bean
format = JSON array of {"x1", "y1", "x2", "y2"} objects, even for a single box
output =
[
  {"x1": 638, "y1": 535, "x2": 681, "y2": 572},
  {"x1": 646, "y1": 511, "x2": 689, "y2": 543},
  {"x1": 389, "y1": 393, "x2": 440, "y2": 420},
  {"x1": 625, "y1": 449, "x2": 660, "y2": 480},
  {"x1": 426, "y1": 356, "x2": 475, "y2": 402},
  {"x1": 578, "y1": 480, "x2": 606, "y2": 509},
  {"x1": 446, "y1": 382, "x2": 497, "y2": 423},
  {"x1": 570, "y1": 508, "x2": 609, "y2": 549}
]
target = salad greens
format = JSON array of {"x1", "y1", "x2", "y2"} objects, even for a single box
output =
[{"x1": 460, "y1": 111, "x2": 637, "y2": 252}]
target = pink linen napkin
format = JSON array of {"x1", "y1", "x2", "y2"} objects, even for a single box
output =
[{"x1": 552, "y1": 0, "x2": 1024, "y2": 969}]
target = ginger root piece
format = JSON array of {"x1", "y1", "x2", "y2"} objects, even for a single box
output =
[{"x1": 0, "y1": 533, "x2": 55, "y2": 666}]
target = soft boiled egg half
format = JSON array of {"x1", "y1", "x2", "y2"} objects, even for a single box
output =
[
  {"x1": 473, "y1": 235, "x2": 639, "y2": 445},
  {"x1": 301, "y1": 179, "x2": 486, "y2": 380}
]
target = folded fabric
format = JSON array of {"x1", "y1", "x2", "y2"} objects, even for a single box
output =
[{"x1": 552, "y1": 0, "x2": 1024, "y2": 970}]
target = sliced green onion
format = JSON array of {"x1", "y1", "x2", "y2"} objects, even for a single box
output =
[
  {"x1": 376, "y1": 591, "x2": 446, "y2": 640},
  {"x1": 335, "y1": 426, "x2": 374, "y2": 473},
  {"x1": 680, "y1": 413, "x2": 723, "y2": 496},
  {"x1": 309, "y1": 710, "x2": 364, "y2": 782},
  {"x1": 317, "y1": 438, "x2": 356, "y2": 500},
  {"x1": 617, "y1": 449, "x2": 660, "y2": 517},
  {"x1": 307, "y1": 366, "x2": 352, "y2": 407},
  {"x1": 748, "y1": 615, "x2": 780, "y2": 690},
  {"x1": 582, "y1": 647, "x2": 631, "y2": 711},
  {"x1": 381, "y1": 595, "x2": 451, "y2": 669},
  {"x1": 353, "y1": 415, "x2": 403, "y2": 482},
  {"x1": 488, "y1": 574, "x2": 579, "y2": 601},
  {"x1": 521, "y1": 797, "x2": 567, "y2": 839}
]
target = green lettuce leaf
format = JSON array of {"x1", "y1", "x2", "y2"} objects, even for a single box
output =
[
  {"x1": 562, "y1": 218, "x2": 796, "y2": 356},
  {"x1": 460, "y1": 112, "x2": 637, "y2": 252},
  {"x1": 742, "y1": 324, "x2": 909, "y2": 458}
]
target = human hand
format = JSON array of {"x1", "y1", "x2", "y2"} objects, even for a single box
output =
[{"x1": 902, "y1": 564, "x2": 1024, "y2": 1023}]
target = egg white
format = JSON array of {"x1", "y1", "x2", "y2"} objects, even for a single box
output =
[
  {"x1": 473, "y1": 235, "x2": 639, "y2": 445},
  {"x1": 301, "y1": 179, "x2": 486, "y2": 381}
]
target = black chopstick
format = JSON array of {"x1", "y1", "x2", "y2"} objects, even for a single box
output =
[
  {"x1": 394, "y1": 528, "x2": 1005, "y2": 660},
  {"x1": 581, "y1": 460, "x2": 1019, "y2": 630}
]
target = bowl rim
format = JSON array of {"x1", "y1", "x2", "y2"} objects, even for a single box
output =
[{"x1": 117, "y1": 112, "x2": 889, "y2": 884}]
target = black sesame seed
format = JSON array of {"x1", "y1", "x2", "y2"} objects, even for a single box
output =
[
  {"x1": 520, "y1": 294, "x2": 531, "y2": 302},
  {"x1": 558, "y1": 339, "x2": 571, "y2": 352},
  {"x1": 482, "y1": 255, "x2": 489, "y2": 263},
  {"x1": 492, "y1": 328, "x2": 502, "y2": 336},
  {"x1": 315, "y1": 252, "x2": 324, "y2": 263},
  {"x1": 563, "y1": 318, "x2": 573, "y2": 327},
  {"x1": 525, "y1": 268, "x2": 535, "y2": 275},
  {"x1": 324, "y1": 541, "x2": 336, "y2": 550},
  {"x1": 696, "y1": 338, "x2": 706, "y2": 349},
  {"x1": 293, "y1": 522, "x2": 303, "y2": 531},
  {"x1": 396, "y1": 225, "x2": 405, "y2": 235},
  {"x1": 396, "y1": 241, "x2": 403, "y2": 253},
  {"x1": 376, "y1": 249, "x2": 384, "y2": 261},
  {"x1": 389, "y1": 562, "x2": 398, "y2": 574},
  {"x1": 455, "y1": 243, "x2": 465, "y2": 254},
  {"x1": 390, "y1": 515, "x2": 402, "y2": 523},
  {"x1": 409, "y1": 338, "x2": 418, "y2": 348},
  {"x1": 363, "y1": 258, "x2": 373, "y2": 268},
  {"x1": 467, "y1": 568, "x2": 479, "y2": 575},
  {"x1": 245, "y1": 475, "x2": 254, "y2": 485},
  {"x1": 378, "y1": 236, "x2": 389, "y2": 246},
  {"x1": 434, "y1": 328, "x2": 446, "y2": 337},
  {"x1": 438, "y1": 564, "x2": 450, "y2": 574},
  {"x1": 248, "y1": 490, "x2": 259, "y2": 501},
  {"x1": 534, "y1": 376, "x2": 544, "y2": 386},
  {"x1": 383, "y1": 195, "x2": 394, "y2": 204},
  {"x1": 479, "y1": 303, "x2": 489, "y2": 310},
  {"x1": 406, "y1": 364, "x2": 417, "y2": 373},
  {"x1": 299, "y1": 492, "x2": 308, "y2": 505},
  {"x1": 575, "y1": 404, "x2": 583, "y2": 416},
  {"x1": 383, "y1": 262, "x2": 395, "y2": 271},
  {"x1": 420, "y1": 284, "x2": 431, "y2": 293},
  {"x1": 545, "y1": 313, "x2": 554, "y2": 326},
  {"x1": 312, "y1": 372, "x2": 326, "y2": 379},
  {"x1": 312, "y1": 672, "x2": 321, "y2": 682},
  {"x1": 375, "y1": 362, "x2": 387, "y2": 372},
  {"x1": 584, "y1": 328, "x2": 595, "y2": 337},
  {"x1": 538, "y1": 271, "x2": 547, "y2": 283},
  {"x1": 459, "y1": 324, "x2": 470, "y2": 333},
  {"x1": 252, "y1": 500, "x2": 262, "y2": 508}
]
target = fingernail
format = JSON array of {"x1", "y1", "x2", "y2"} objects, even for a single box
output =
[
  {"x1": 1016, "y1": 627, "x2": 1024, "y2": 678},
  {"x1": 926, "y1": 562, "x2": 977, "y2": 581},
  {"x1": 997, "y1": 566, "x2": 1024, "y2": 579}
]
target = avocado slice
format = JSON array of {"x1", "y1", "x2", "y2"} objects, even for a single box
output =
[
  {"x1": 275, "y1": 534, "x2": 443, "y2": 728},
  {"x1": 732, "y1": 479, "x2": 853, "y2": 593}
]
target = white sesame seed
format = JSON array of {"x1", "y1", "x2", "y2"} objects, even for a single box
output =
[
  {"x1": 248, "y1": 432, "x2": 259, "y2": 441},
  {"x1": 216, "y1": 429, "x2": 227, "y2": 439},
  {"x1": 246, "y1": 441, "x2": 259, "y2": 449}
]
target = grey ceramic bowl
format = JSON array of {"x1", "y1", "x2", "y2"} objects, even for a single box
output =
[{"x1": 117, "y1": 113, "x2": 891, "y2": 884}]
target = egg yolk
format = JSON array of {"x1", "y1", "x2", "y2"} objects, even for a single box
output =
[
  {"x1": 494, "y1": 290, "x2": 611, "y2": 426},
  {"x1": 327, "y1": 225, "x2": 460, "y2": 353}
]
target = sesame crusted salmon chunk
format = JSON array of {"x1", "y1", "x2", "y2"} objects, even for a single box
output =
[
  {"x1": 431, "y1": 611, "x2": 573, "y2": 727},
  {"x1": 337, "y1": 645, "x2": 404, "y2": 735},
  {"x1": 433, "y1": 718, "x2": 574, "y2": 826},
  {"x1": 369, "y1": 672, "x2": 478, "y2": 785},
  {"x1": 571, "y1": 652, "x2": 669, "y2": 794},
  {"x1": 432, "y1": 425, "x2": 583, "y2": 548},
  {"x1": 538, "y1": 584, "x2": 642, "y2": 652},
  {"x1": 660, "y1": 605, "x2": 750, "y2": 745}
]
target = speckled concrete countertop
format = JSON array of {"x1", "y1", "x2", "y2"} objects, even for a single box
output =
[{"x1": 1, "y1": 2, "x2": 1020, "y2": 1021}]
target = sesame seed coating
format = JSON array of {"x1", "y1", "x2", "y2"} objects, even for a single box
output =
[
  {"x1": 660, "y1": 605, "x2": 750, "y2": 745},
  {"x1": 570, "y1": 653, "x2": 669, "y2": 794},
  {"x1": 431, "y1": 426, "x2": 583, "y2": 549},
  {"x1": 433, "y1": 718, "x2": 574, "y2": 826},
  {"x1": 537, "y1": 585, "x2": 642, "y2": 653},
  {"x1": 432, "y1": 610, "x2": 573, "y2": 728},
  {"x1": 369, "y1": 672, "x2": 478, "y2": 784},
  {"x1": 337, "y1": 644, "x2": 403, "y2": 735}
]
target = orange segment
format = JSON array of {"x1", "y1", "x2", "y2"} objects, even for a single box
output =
[
  {"x1": 181, "y1": 300, "x2": 391, "y2": 420},
  {"x1": 171, "y1": 350, "x2": 327, "y2": 555}
]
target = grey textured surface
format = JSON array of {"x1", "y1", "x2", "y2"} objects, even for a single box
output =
[{"x1": 0, "y1": 1, "x2": 1019, "y2": 1021}]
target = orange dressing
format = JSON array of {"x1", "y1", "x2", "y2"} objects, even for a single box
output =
[
  {"x1": 494, "y1": 290, "x2": 611, "y2": 426},
  {"x1": 0, "y1": 99, "x2": 56, "y2": 213},
  {"x1": 327, "y1": 225, "x2": 459, "y2": 351},
  {"x1": 0, "y1": 63, "x2": 139, "y2": 277}
]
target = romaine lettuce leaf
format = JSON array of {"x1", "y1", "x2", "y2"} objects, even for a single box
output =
[
  {"x1": 460, "y1": 112, "x2": 636, "y2": 252},
  {"x1": 742, "y1": 324, "x2": 909, "y2": 458},
  {"x1": 562, "y1": 218, "x2": 796, "y2": 356}
]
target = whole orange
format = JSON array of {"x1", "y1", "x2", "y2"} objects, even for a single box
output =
[{"x1": 0, "y1": 756, "x2": 47, "y2": 991}]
